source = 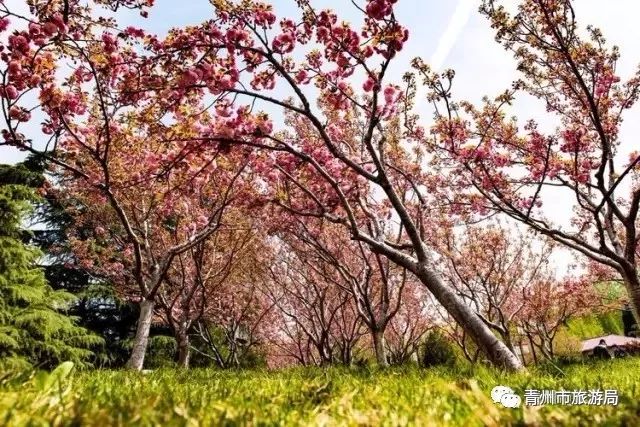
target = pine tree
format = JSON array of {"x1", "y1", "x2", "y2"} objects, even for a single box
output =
[
  {"x1": 21, "y1": 156, "x2": 139, "y2": 367},
  {"x1": 0, "y1": 163, "x2": 101, "y2": 370}
]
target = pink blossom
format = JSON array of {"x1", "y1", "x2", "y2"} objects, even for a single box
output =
[
  {"x1": 28, "y1": 23, "x2": 41, "y2": 37},
  {"x1": 366, "y1": 0, "x2": 393, "y2": 20},
  {"x1": 43, "y1": 22, "x2": 58, "y2": 36},
  {"x1": 363, "y1": 76, "x2": 377, "y2": 92},
  {"x1": 295, "y1": 69, "x2": 310, "y2": 84},
  {"x1": 8, "y1": 60, "x2": 21, "y2": 74},
  {"x1": 383, "y1": 84, "x2": 401, "y2": 104},
  {"x1": 102, "y1": 32, "x2": 117, "y2": 53},
  {"x1": 272, "y1": 31, "x2": 295, "y2": 54},
  {"x1": 4, "y1": 85, "x2": 18, "y2": 99}
]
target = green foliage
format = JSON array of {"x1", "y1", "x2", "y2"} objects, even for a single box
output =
[
  {"x1": 28, "y1": 180, "x2": 136, "y2": 366},
  {"x1": 0, "y1": 168, "x2": 101, "y2": 370},
  {"x1": 553, "y1": 328, "x2": 583, "y2": 355},
  {"x1": 420, "y1": 330, "x2": 458, "y2": 368},
  {"x1": 567, "y1": 311, "x2": 624, "y2": 340},
  {"x1": 2, "y1": 159, "x2": 132, "y2": 368},
  {"x1": 144, "y1": 335, "x2": 177, "y2": 369},
  {"x1": 2, "y1": 358, "x2": 640, "y2": 425},
  {"x1": 0, "y1": 361, "x2": 76, "y2": 426},
  {"x1": 593, "y1": 281, "x2": 626, "y2": 305}
]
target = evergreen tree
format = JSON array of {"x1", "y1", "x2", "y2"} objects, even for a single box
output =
[
  {"x1": 10, "y1": 157, "x2": 139, "y2": 367},
  {"x1": 0, "y1": 163, "x2": 101, "y2": 370}
]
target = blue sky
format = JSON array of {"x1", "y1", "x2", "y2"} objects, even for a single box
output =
[
  {"x1": 5, "y1": 0, "x2": 639, "y2": 163},
  {"x1": 5, "y1": 0, "x2": 640, "y2": 190},
  {"x1": 1, "y1": 0, "x2": 457, "y2": 164},
  {"x1": 3, "y1": 0, "x2": 640, "y2": 270}
]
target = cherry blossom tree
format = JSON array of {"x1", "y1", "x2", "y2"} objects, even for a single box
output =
[
  {"x1": 194, "y1": 281, "x2": 274, "y2": 369},
  {"x1": 264, "y1": 232, "x2": 364, "y2": 366},
  {"x1": 424, "y1": 0, "x2": 640, "y2": 327},
  {"x1": 157, "y1": 214, "x2": 267, "y2": 368},
  {"x1": 515, "y1": 275, "x2": 600, "y2": 362},
  {"x1": 285, "y1": 219, "x2": 409, "y2": 367},
  {"x1": 0, "y1": 1, "x2": 263, "y2": 370},
  {"x1": 265, "y1": 312, "x2": 317, "y2": 367},
  {"x1": 56, "y1": 121, "x2": 255, "y2": 370},
  {"x1": 330, "y1": 293, "x2": 366, "y2": 366},
  {"x1": 429, "y1": 220, "x2": 607, "y2": 364},
  {"x1": 385, "y1": 280, "x2": 433, "y2": 365},
  {"x1": 437, "y1": 223, "x2": 554, "y2": 356},
  {"x1": 0, "y1": 0, "x2": 527, "y2": 370},
  {"x1": 191, "y1": 224, "x2": 275, "y2": 369}
]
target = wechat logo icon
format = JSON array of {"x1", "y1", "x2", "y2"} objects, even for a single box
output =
[{"x1": 491, "y1": 385, "x2": 521, "y2": 408}]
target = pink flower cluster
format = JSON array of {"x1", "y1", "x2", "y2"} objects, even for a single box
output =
[
  {"x1": 594, "y1": 70, "x2": 620, "y2": 97},
  {"x1": 365, "y1": 0, "x2": 397, "y2": 20},
  {"x1": 377, "y1": 84, "x2": 402, "y2": 118},
  {"x1": 253, "y1": 3, "x2": 276, "y2": 28}
]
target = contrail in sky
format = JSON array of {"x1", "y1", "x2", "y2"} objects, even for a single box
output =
[
  {"x1": 413, "y1": 0, "x2": 476, "y2": 113},
  {"x1": 430, "y1": 0, "x2": 477, "y2": 72}
]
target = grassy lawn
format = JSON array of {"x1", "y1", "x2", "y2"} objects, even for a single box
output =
[{"x1": 2, "y1": 358, "x2": 640, "y2": 426}]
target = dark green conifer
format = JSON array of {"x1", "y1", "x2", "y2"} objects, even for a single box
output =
[{"x1": 0, "y1": 163, "x2": 101, "y2": 369}]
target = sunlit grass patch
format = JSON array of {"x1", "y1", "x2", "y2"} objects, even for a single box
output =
[{"x1": 2, "y1": 358, "x2": 640, "y2": 426}]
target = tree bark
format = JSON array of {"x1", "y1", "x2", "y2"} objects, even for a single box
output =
[
  {"x1": 125, "y1": 298, "x2": 155, "y2": 371},
  {"x1": 622, "y1": 272, "x2": 640, "y2": 327},
  {"x1": 500, "y1": 331, "x2": 518, "y2": 358},
  {"x1": 176, "y1": 328, "x2": 190, "y2": 369},
  {"x1": 416, "y1": 267, "x2": 524, "y2": 371},
  {"x1": 342, "y1": 344, "x2": 352, "y2": 366},
  {"x1": 371, "y1": 329, "x2": 389, "y2": 367},
  {"x1": 527, "y1": 332, "x2": 538, "y2": 364},
  {"x1": 517, "y1": 340, "x2": 527, "y2": 366}
]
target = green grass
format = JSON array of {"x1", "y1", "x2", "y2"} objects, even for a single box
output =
[{"x1": 2, "y1": 358, "x2": 640, "y2": 426}]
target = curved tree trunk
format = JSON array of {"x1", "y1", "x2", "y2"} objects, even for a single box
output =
[
  {"x1": 500, "y1": 331, "x2": 518, "y2": 358},
  {"x1": 416, "y1": 267, "x2": 524, "y2": 371},
  {"x1": 371, "y1": 329, "x2": 389, "y2": 367},
  {"x1": 622, "y1": 272, "x2": 640, "y2": 328},
  {"x1": 125, "y1": 298, "x2": 155, "y2": 371}
]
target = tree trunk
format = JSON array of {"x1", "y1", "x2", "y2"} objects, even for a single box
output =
[
  {"x1": 527, "y1": 332, "x2": 538, "y2": 364},
  {"x1": 416, "y1": 267, "x2": 524, "y2": 371},
  {"x1": 125, "y1": 298, "x2": 155, "y2": 371},
  {"x1": 176, "y1": 329, "x2": 190, "y2": 369},
  {"x1": 342, "y1": 344, "x2": 352, "y2": 366},
  {"x1": 372, "y1": 329, "x2": 389, "y2": 367},
  {"x1": 316, "y1": 342, "x2": 331, "y2": 366},
  {"x1": 517, "y1": 340, "x2": 527, "y2": 366},
  {"x1": 500, "y1": 331, "x2": 518, "y2": 360},
  {"x1": 320, "y1": 335, "x2": 333, "y2": 365},
  {"x1": 622, "y1": 272, "x2": 640, "y2": 328}
]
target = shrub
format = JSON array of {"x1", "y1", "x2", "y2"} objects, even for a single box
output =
[
  {"x1": 567, "y1": 311, "x2": 624, "y2": 339},
  {"x1": 144, "y1": 335, "x2": 177, "y2": 369},
  {"x1": 553, "y1": 328, "x2": 583, "y2": 357},
  {"x1": 420, "y1": 330, "x2": 457, "y2": 368}
]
